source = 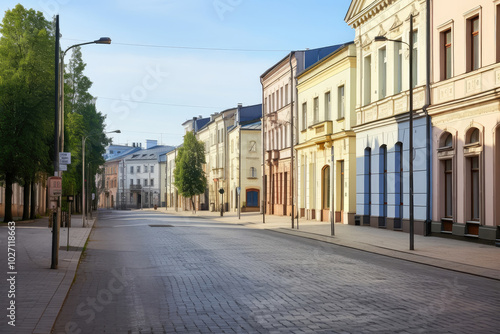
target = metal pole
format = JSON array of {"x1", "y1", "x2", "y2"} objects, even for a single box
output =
[
  {"x1": 82, "y1": 136, "x2": 86, "y2": 227},
  {"x1": 331, "y1": 146, "x2": 335, "y2": 236},
  {"x1": 51, "y1": 15, "x2": 60, "y2": 270},
  {"x1": 409, "y1": 14, "x2": 415, "y2": 250},
  {"x1": 67, "y1": 202, "x2": 70, "y2": 251}
]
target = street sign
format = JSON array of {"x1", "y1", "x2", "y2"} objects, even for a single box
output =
[
  {"x1": 59, "y1": 152, "x2": 71, "y2": 165},
  {"x1": 48, "y1": 176, "x2": 62, "y2": 197},
  {"x1": 236, "y1": 187, "x2": 241, "y2": 195},
  {"x1": 59, "y1": 164, "x2": 67, "y2": 171}
]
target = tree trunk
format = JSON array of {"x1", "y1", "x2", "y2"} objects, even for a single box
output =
[
  {"x1": 30, "y1": 180, "x2": 36, "y2": 220},
  {"x1": 3, "y1": 173, "x2": 13, "y2": 222},
  {"x1": 191, "y1": 196, "x2": 196, "y2": 214},
  {"x1": 22, "y1": 181, "x2": 30, "y2": 220}
]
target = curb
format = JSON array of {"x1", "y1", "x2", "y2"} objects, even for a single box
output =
[
  {"x1": 267, "y1": 228, "x2": 500, "y2": 281},
  {"x1": 32, "y1": 214, "x2": 98, "y2": 334}
]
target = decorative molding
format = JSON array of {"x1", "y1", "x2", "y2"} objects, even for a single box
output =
[{"x1": 389, "y1": 15, "x2": 403, "y2": 31}]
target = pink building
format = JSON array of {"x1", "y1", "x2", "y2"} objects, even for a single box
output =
[{"x1": 429, "y1": 0, "x2": 500, "y2": 244}]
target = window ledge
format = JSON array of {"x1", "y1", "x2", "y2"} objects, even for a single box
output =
[
  {"x1": 463, "y1": 142, "x2": 481, "y2": 149},
  {"x1": 464, "y1": 234, "x2": 479, "y2": 238},
  {"x1": 466, "y1": 220, "x2": 480, "y2": 225},
  {"x1": 336, "y1": 117, "x2": 345, "y2": 122},
  {"x1": 437, "y1": 146, "x2": 453, "y2": 152}
]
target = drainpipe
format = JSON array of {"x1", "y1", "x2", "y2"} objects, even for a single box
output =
[
  {"x1": 289, "y1": 52, "x2": 295, "y2": 229},
  {"x1": 260, "y1": 77, "x2": 266, "y2": 224},
  {"x1": 423, "y1": 0, "x2": 432, "y2": 235}
]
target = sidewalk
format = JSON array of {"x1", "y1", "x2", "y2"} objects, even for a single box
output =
[
  {"x1": 151, "y1": 208, "x2": 500, "y2": 281},
  {"x1": 0, "y1": 213, "x2": 96, "y2": 334}
]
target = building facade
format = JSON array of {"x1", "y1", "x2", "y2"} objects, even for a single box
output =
[
  {"x1": 261, "y1": 46, "x2": 343, "y2": 217},
  {"x1": 296, "y1": 43, "x2": 357, "y2": 224},
  {"x1": 429, "y1": 0, "x2": 500, "y2": 242},
  {"x1": 346, "y1": 0, "x2": 431, "y2": 234},
  {"x1": 196, "y1": 108, "x2": 236, "y2": 212},
  {"x1": 228, "y1": 105, "x2": 262, "y2": 212}
]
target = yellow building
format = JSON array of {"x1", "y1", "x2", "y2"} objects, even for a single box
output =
[{"x1": 296, "y1": 43, "x2": 357, "y2": 224}]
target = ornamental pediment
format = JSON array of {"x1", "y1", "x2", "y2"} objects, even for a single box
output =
[{"x1": 345, "y1": 0, "x2": 396, "y2": 28}]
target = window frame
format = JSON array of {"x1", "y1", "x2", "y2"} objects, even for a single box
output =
[
  {"x1": 464, "y1": 7, "x2": 482, "y2": 72},
  {"x1": 337, "y1": 85, "x2": 345, "y2": 120}
]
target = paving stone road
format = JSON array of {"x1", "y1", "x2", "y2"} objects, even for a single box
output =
[{"x1": 52, "y1": 210, "x2": 500, "y2": 334}]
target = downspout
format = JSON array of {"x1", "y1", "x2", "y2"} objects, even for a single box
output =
[
  {"x1": 294, "y1": 53, "x2": 300, "y2": 230},
  {"x1": 260, "y1": 77, "x2": 266, "y2": 224},
  {"x1": 423, "y1": 0, "x2": 432, "y2": 235},
  {"x1": 289, "y1": 52, "x2": 295, "y2": 229}
]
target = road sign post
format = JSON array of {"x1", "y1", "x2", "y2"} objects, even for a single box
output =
[{"x1": 48, "y1": 176, "x2": 62, "y2": 269}]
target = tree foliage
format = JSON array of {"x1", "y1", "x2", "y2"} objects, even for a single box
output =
[
  {"x1": 0, "y1": 4, "x2": 54, "y2": 221},
  {"x1": 174, "y1": 131, "x2": 206, "y2": 211}
]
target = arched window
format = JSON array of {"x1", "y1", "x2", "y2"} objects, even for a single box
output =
[
  {"x1": 250, "y1": 167, "x2": 257, "y2": 178},
  {"x1": 440, "y1": 132, "x2": 453, "y2": 149},
  {"x1": 364, "y1": 148, "x2": 371, "y2": 216},
  {"x1": 467, "y1": 128, "x2": 480, "y2": 144},
  {"x1": 322, "y1": 165, "x2": 330, "y2": 209}
]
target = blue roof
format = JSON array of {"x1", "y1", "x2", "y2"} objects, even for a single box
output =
[
  {"x1": 303, "y1": 44, "x2": 345, "y2": 69},
  {"x1": 239, "y1": 104, "x2": 262, "y2": 123},
  {"x1": 194, "y1": 117, "x2": 210, "y2": 132}
]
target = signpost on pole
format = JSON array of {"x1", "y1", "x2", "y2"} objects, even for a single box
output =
[
  {"x1": 48, "y1": 176, "x2": 62, "y2": 269},
  {"x1": 237, "y1": 187, "x2": 241, "y2": 220}
]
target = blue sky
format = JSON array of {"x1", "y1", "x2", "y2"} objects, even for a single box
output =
[{"x1": 1, "y1": 0, "x2": 355, "y2": 146}]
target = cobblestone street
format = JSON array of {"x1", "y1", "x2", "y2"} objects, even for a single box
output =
[{"x1": 52, "y1": 210, "x2": 500, "y2": 333}]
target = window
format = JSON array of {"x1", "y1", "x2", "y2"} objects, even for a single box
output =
[
  {"x1": 322, "y1": 166, "x2": 330, "y2": 209},
  {"x1": 364, "y1": 56, "x2": 372, "y2": 105},
  {"x1": 497, "y1": 5, "x2": 500, "y2": 62},
  {"x1": 444, "y1": 159, "x2": 453, "y2": 218},
  {"x1": 337, "y1": 86, "x2": 345, "y2": 119},
  {"x1": 470, "y1": 156, "x2": 480, "y2": 220},
  {"x1": 442, "y1": 29, "x2": 452, "y2": 79},
  {"x1": 285, "y1": 84, "x2": 289, "y2": 105},
  {"x1": 394, "y1": 41, "x2": 402, "y2": 94},
  {"x1": 280, "y1": 87, "x2": 283, "y2": 108},
  {"x1": 364, "y1": 148, "x2": 371, "y2": 216},
  {"x1": 130, "y1": 166, "x2": 134, "y2": 174},
  {"x1": 440, "y1": 132, "x2": 453, "y2": 149},
  {"x1": 378, "y1": 47, "x2": 387, "y2": 98},
  {"x1": 468, "y1": 128, "x2": 480, "y2": 144},
  {"x1": 250, "y1": 167, "x2": 257, "y2": 178},
  {"x1": 137, "y1": 179, "x2": 141, "y2": 185},
  {"x1": 313, "y1": 97, "x2": 319, "y2": 123},
  {"x1": 302, "y1": 102, "x2": 307, "y2": 130},
  {"x1": 144, "y1": 179, "x2": 148, "y2": 186},
  {"x1": 150, "y1": 165, "x2": 154, "y2": 173},
  {"x1": 324, "y1": 91, "x2": 331, "y2": 120},
  {"x1": 130, "y1": 179, "x2": 134, "y2": 185},
  {"x1": 136, "y1": 166, "x2": 141, "y2": 173},
  {"x1": 150, "y1": 179, "x2": 154, "y2": 187},
  {"x1": 412, "y1": 30, "x2": 418, "y2": 88},
  {"x1": 272, "y1": 92, "x2": 275, "y2": 112},
  {"x1": 470, "y1": 16, "x2": 480, "y2": 71}
]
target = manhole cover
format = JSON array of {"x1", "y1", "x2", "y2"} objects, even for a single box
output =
[{"x1": 149, "y1": 224, "x2": 175, "y2": 227}]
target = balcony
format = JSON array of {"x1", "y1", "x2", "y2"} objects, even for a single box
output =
[
  {"x1": 130, "y1": 184, "x2": 142, "y2": 192},
  {"x1": 267, "y1": 150, "x2": 279, "y2": 161}
]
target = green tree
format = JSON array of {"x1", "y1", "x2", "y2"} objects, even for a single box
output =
[
  {"x1": 174, "y1": 131, "x2": 206, "y2": 212},
  {"x1": 61, "y1": 46, "x2": 110, "y2": 213},
  {"x1": 0, "y1": 5, "x2": 54, "y2": 222}
]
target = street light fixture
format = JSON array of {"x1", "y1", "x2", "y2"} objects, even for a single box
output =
[
  {"x1": 58, "y1": 37, "x2": 112, "y2": 155},
  {"x1": 375, "y1": 13, "x2": 415, "y2": 250},
  {"x1": 82, "y1": 130, "x2": 120, "y2": 226}
]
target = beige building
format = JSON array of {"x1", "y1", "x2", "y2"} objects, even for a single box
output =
[
  {"x1": 296, "y1": 43, "x2": 357, "y2": 224},
  {"x1": 429, "y1": 0, "x2": 500, "y2": 243},
  {"x1": 196, "y1": 108, "x2": 236, "y2": 212},
  {"x1": 228, "y1": 105, "x2": 262, "y2": 212},
  {"x1": 261, "y1": 46, "x2": 343, "y2": 218}
]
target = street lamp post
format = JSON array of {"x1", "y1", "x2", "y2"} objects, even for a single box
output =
[
  {"x1": 82, "y1": 130, "x2": 120, "y2": 226},
  {"x1": 375, "y1": 14, "x2": 414, "y2": 250},
  {"x1": 59, "y1": 37, "x2": 111, "y2": 154}
]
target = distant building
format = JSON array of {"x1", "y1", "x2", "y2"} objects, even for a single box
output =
[{"x1": 227, "y1": 104, "x2": 262, "y2": 212}]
